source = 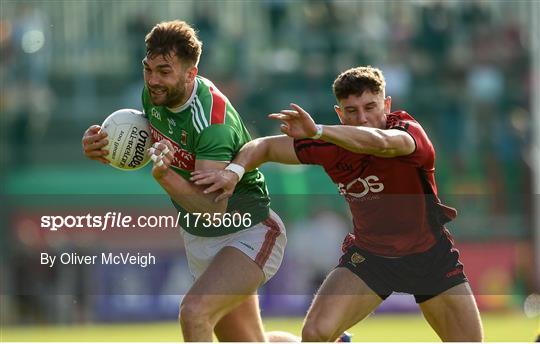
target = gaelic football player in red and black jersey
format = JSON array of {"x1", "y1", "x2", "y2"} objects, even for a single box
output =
[{"x1": 192, "y1": 66, "x2": 484, "y2": 341}]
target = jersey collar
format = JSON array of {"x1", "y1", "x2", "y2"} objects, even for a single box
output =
[{"x1": 167, "y1": 78, "x2": 198, "y2": 113}]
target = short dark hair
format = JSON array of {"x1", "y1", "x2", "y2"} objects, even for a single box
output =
[
  {"x1": 332, "y1": 66, "x2": 386, "y2": 100},
  {"x1": 145, "y1": 20, "x2": 202, "y2": 66}
]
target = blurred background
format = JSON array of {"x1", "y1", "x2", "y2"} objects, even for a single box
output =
[{"x1": 1, "y1": 0, "x2": 539, "y2": 341}]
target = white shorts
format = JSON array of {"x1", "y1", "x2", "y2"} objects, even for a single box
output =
[{"x1": 181, "y1": 209, "x2": 286, "y2": 283}]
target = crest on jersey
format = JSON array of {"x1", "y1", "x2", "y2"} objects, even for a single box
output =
[
  {"x1": 181, "y1": 130, "x2": 187, "y2": 146},
  {"x1": 350, "y1": 252, "x2": 365, "y2": 266}
]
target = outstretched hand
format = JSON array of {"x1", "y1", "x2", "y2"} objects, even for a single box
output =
[
  {"x1": 268, "y1": 103, "x2": 318, "y2": 139},
  {"x1": 190, "y1": 169, "x2": 239, "y2": 202}
]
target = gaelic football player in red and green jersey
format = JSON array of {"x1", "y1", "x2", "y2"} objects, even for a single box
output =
[
  {"x1": 82, "y1": 20, "x2": 298, "y2": 342},
  {"x1": 192, "y1": 66, "x2": 484, "y2": 341}
]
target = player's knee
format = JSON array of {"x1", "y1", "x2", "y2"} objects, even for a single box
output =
[
  {"x1": 179, "y1": 296, "x2": 212, "y2": 328},
  {"x1": 447, "y1": 329, "x2": 483, "y2": 342},
  {"x1": 440, "y1": 319, "x2": 483, "y2": 342},
  {"x1": 301, "y1": 319, "x2": 336, "y2": 342},
  {"x1": 466, "y1": 326, "x2": 483, "y2": 342}
]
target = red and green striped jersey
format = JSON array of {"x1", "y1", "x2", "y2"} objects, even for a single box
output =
[{"x1": 142, "y1": 75, "x2": 270, "y2": 236}]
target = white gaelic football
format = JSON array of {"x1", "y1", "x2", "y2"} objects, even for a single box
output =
[{"x1": 101, "y1": 109, "x2": 152, "y2": 171}]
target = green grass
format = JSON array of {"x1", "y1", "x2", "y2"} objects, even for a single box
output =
[{"x1": 1, "y1": 313, "x2": 538, "y2": 342}]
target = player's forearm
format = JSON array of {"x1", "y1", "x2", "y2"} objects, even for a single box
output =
[
  {"x1": 233, "y1": 137, "x2": 272, "y2": 171},
  {"x1": 320, "y1": 125, "x2": 396, "y2": 156},
  {"x1": 157, "y1": 169, "x2": 227, "y2": 213},
  {"x1": 233, "y1": 135, "x2": 299, "y2": 170}
]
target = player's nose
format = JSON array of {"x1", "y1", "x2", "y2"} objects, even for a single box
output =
[
  {"x1": 357, "y1": 111, "x2": 369, "y2": 125},
  {"x1": 145, "y1": 73, "x2": 160, "y2": 87}
]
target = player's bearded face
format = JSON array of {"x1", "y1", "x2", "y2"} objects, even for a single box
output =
[
  {"x1": 143, "y1": 54, "x2": 193, "y2": 108},
  {"x1": 335, "y1": 91, "x2": 390, "y2": 129}
]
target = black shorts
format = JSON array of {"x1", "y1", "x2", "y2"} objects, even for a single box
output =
[{"x1": 337, "y1": 233, "x2": 468, "y2": 303}]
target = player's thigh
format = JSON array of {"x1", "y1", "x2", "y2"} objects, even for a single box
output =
[
  {"x1": 304, "y1": 267, "x2": 383, "y2": 339},
  {"x1": 214, "y1": 294, "x2": 266, "y2": 342},
  {"x1": 182, "y1": 246, "x2": 265, "y2": 323},
  {"x1": 419, "y1": 282, "x2": 483, "y2": 341}
]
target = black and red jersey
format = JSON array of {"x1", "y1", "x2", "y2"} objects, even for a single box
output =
[{"x1": 294, "y1": 111, "x2": 456, "y2": 256}]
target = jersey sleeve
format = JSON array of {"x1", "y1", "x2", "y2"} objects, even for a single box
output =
[
  {"x1": 293, "y1": 139, "x2": 338, "y2": 166},
  {"x1": 389, "y1": 119, "x2": 434, "y2": 167},
  {"x1": 195, "y1": 124, "x2": 240, "y2": 161}
]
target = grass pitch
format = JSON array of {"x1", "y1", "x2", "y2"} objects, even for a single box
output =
[{"x1": 1, "y1": 312, "x2": 538, "y2": 341}]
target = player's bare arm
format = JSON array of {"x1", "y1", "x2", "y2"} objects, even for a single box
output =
[
  {"x1": 317, "y1": 125, "x2": 415, "y2": 158},
  {"x1": 191, "y1": 135, "x2": 299, "y2": 202},
  {"x1": 81, "y1": 125, "x2": 110, "y2": 164},
  {"x1": 231, "y1": 135, "x2": 300, "y2": 171},
  {"x1": 150, "y1": 140, "x2": 228, "y2": 213},
  {"x1": 270, "y1": 103, "x2": 415, "y2": 158}
]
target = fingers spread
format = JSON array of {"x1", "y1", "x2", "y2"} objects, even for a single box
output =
[
  {"x1": 281, "y1": 110, "x2": 299, "y2": 117},
  {"x1": 269, "y1": 113, "x2": 293, "y2": 121},
  {"x1": 203, "y1": 182, "x2": 223, "y2": 194},
  {"x1": 190, "y1": 172, "x2": 210, "y2": 181},
  {"x1": 289, "y1": 103, "x2": 305, "y2": 114},
  {"x1": 193, "y1": 175, "x2": 216, "y2": 186}
]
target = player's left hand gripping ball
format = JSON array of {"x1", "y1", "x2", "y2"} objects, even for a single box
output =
[{"x1": 149, "y1": 140, "x2": 174, "y2": 179}]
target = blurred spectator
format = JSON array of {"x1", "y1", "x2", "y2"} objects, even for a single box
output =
[
  {"x1": 1, "y1": 4, "x2": 54, "y2": 167},
  {"x1": 125, "y1": 12, "x2": 153, "y2": 81}
]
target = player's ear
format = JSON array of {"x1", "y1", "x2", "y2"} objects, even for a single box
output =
[
  {"x1": 186, "y1": 66, "x2": 198, "y2": 83},
  {"x1": 384, "y1": 96, "x2": 392, "y2": 114},
  {"x1": 334, "y1": 105, "x2": 345, "y2": 125}
]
